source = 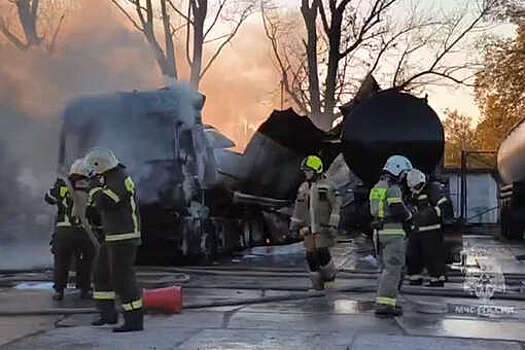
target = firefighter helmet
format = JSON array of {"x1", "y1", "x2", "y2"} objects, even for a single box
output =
[
  {"x1": 300, "y1": 155, "x2": 323, "y2": 174},
  {"x1": 383, "y1": 155, "x2": 413, "y2": 177},
  {"x1": 69, "y1": 158, "x2": 90, "y2": 177},
  {"x1": 406, "y1": 168, "x2": 426, "y2": 192},
  {"x1": 84, "y1": 147, "x2": 120, "y2": 175}
]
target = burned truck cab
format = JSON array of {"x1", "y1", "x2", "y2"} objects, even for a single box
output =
[{"x1": 58, "y1": 87, "x2": 222, "y2": 264}]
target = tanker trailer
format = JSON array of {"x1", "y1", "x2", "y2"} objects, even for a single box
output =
[
  {"x1": 337, "y1": 91, "x2": 459, "y2": 259},
  {"x1": 497, "y1": 119, "x2": 525, "y2": 240}
]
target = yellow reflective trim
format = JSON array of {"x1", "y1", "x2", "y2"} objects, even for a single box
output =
[
  {"x1": 105, "y1": 231, "x2": 141, "y2": 242},
  {"x1": 370, "y1": 188, "x2": 387, "y2": 219},
  {"x1": 376, "y1": 296, "x2": 396, "y2": 307},
  {"x1": 387, "y1": 197, "x2": 402, "y2": 204},
  {"x1": 434, "y1": 206, "x2": 442, "y2": 217},
  {"x1": 437, "y1": 197, "x2": 448, "y2": 206},
  {"x1": 418, "y1": 194, "x2": 428, "y2": 200},
  {"x1": 125, "y1": 177, "x2": 135, "y2": 193},
  {"x1": 122, "y1": 299, "x2": 142, "y2": 311},
  {"x1": 56, "y1": 222, "x2": 72, "y2": 227},
  {"x1": 94, "y1": 291, "x2": 115, "y2": 300},
  {"x1": 378, "y1": 228, "x2": 405, "y2": 236},
  {"x1": 60, "y1": 186, "x2": 69, "y2": 197},
  {"x1": 89, "y1": 187, "x2": 102, "y2": 197},
  {"x1": 419, "y1": 224, "x2": 441, "y2": 232},
  {"x1": 103, "y1": 189, "x2": 120, "y2": 203}
]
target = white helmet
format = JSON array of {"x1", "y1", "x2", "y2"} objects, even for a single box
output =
[
  {"x1": 406, "y1": 168, "x2": 426, "y2": 192},
  {"x1": 69, "y1": 158, "x2": 90, "y2": 177},
  {"x1": 383, "y1": 155, "x2": 413, "y2": 177},
  {"x1": 84, "y1": 147, "x2": 119, "y2": 175}
]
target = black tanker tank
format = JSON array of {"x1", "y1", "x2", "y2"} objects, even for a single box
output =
[{"x1": 341, "y1": 91, "x2": 444, "y2": 185}]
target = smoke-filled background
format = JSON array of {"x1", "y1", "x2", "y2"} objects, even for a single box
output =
[{"x1": 0, "y1": 0, "x2": 279, "y2": 268}]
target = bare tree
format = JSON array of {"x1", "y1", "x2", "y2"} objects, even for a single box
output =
[
  {"x1": 112, "y1": 0, "x2": 257, "y2": 89},
  {"x1": 263, "y1": 0, "x2": 501, "y2": 129},
  {"x1": 0, "y1": 0, "x2": 69, "y2": 53}
]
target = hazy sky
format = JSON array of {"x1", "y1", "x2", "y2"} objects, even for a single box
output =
[{"x1": 271, "y1": 0, "x2": 517, "y2": 123}]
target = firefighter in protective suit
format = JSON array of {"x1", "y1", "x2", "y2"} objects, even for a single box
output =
[
  {"x1": 290, "y1": 155, "x2": 341, "y2": 290},
  {"x1": 85, "y1": 147, "x2": 143, "y2": 332},
  {"x1": 405, "y1": 169, "x2": 448, "y2": 287},
  {"x1": 370, "y1": 155, "x2": 414, "y2": 317},
  {"x1": 45, "y1": 164, "x2": 95, "y2": 301}
]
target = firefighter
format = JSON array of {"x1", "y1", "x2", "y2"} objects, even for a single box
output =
[
  {"x1": 45, "y1": 170, "x2": 94, "y2": 301},
  {"x1": 369, "y1": 155, "x2": 414, "y2": 317},
  {"x1": 85, "y1": 147, "x2": 143, "y2": 332},
  {"x1": 405, "y1": 168, "x2": 448, "y2": 287},
  {"x1": 290, "y1": 155, "x2": 341, "y2": 290}
]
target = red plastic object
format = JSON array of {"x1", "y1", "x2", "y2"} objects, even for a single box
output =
[{"x1": 143, "y1": 286, "x2": 183, "y2": 314}]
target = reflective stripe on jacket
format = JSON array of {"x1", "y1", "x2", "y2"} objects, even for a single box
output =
[{"x1": 88, "y1": 167, "x2": 142, "y2": 245}]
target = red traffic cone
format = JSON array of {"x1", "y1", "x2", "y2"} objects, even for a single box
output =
[{"x1": 143, "y1": 286, "x2": 183, "y2": 314}]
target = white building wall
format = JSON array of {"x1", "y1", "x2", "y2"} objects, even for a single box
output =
[{"x1": 447, "y1": 173, "x2": 499, "y2": 224}]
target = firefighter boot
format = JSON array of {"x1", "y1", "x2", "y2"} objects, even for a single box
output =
[
  {"x1": 308, "y1": 271, "x2": 324, "y2": 291},
  {"x1": 375, "y1": 304, "x2": 403, "y2": 317},
  {"x1": 113, "y1": 309, "x2": 144, "y2": 332},
  {"x1": 91, "y1": 300, "x2": 118, "y2": 326},
  {"x1": 319, "y1": 260, "x2": 337, "y2": 289}
]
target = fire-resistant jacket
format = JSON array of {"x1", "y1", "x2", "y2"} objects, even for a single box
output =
[
  {"x1": 369, "y1": 174, "x2": 412, "y2": 236},
  {"x1": 88, "y1": 166, "x2": 142, "y2": 245},
  {"x1": 44, "y1": 178, "x2": 74, "y2": 231},
  {"x1": 408, "y1": 181, "x2": 448, "y2": 232},
  {"x1": 290, "y1": 175, "x2": 341, "y2": 236}
]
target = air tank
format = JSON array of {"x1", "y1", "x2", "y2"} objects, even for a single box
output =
[
  {"x1": 497, "y1": 119, "x2": 525, "y2": 184},
  {"x1": 341, "y1": 91, "x2": 444, "y2": 185}
]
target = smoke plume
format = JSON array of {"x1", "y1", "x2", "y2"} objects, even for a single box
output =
[{"x1": 0, "y1": 0, "x2": 280, "y2": 268}]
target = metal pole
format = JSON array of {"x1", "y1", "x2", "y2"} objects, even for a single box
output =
[{"x1": 460, "y1": 150, "x2": 467, "y2": 225}]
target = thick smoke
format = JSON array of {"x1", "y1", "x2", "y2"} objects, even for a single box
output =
[
  {"x1": 0, "y1": 1, "x2": 280, "y2": 268},
  {"x1": 0, "y1": 0, "x2": 160, "y2": 268}
]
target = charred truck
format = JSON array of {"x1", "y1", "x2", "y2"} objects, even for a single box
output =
[{"x1": 58, "y1": 85, "x2": 454, "y2": 263}]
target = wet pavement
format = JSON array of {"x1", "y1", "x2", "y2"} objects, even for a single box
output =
[{"x1": 2, "y1": 231, "x2": 525, "y2": 349}]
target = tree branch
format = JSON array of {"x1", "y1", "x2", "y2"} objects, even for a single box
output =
[
  {"x1": 204, "y1": 0, "x2": 226, "y2": 39},
  {"x1": 47, "y1": 13, "x2": 65, "y2": 54},
  {"x1": 200, "y1": 6, "x2": 252, "y2": 80},
  {"x1": 167, "y1": 0, "x2": 193, "y2": 24},
  {"x1": 0, "y1": 17, "x2": 28, "y2": 50},
  {"x1": 111, "y1": 0, "x2": 144, "y2": 32}
]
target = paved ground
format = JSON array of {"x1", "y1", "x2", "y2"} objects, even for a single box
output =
[{"x1": 1, "y1": 231, "x2": 525, "y2": 349}]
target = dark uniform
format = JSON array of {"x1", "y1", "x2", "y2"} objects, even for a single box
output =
[
  {"x1": 88, "y1": 165, "x2": 143, "y2": 332},
  {"x1": 406, "y1": 181, "x2": 449, "y2": 286},
  {"x1": 45, "y1": 178, "x2": 95, "y2": 299}
]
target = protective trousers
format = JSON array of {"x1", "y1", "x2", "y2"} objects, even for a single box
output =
[
  {"x1": 304, "y1": 231, "x2": 336, "y2": 290},
  {"x1": 93, "y1": 242, "x2": 142, "y2": 318},
  {"x1": 376, "y1": 234, "x2": 406, "y2": 307},
  {"x1": 407, "y1": 229, "x2": 446, "y2": 278},
  {"x1": 53, "y1": 228, "x2": 96, "y2": 292}
]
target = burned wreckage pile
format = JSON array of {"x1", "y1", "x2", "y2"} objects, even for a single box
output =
[{"x1": 57, "y1": 86, "x2": 446, "y2": 264}]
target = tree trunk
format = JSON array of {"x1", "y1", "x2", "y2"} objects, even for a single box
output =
[
  {"x1": 190, "y1": 0, "x2": 206, "y2": 90},
  {"x1": 16, "y1": 0, "x2": 41, "y2": 47},
  {"x1": 323, "y1": 6, "x2": 343, "y2": 128},
  {"x1": 161, "y1": 0, "x2": 177, "y2": 84},
  {"x1": 301, "y1": 0, "x2": 322, "y2": 125}
]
